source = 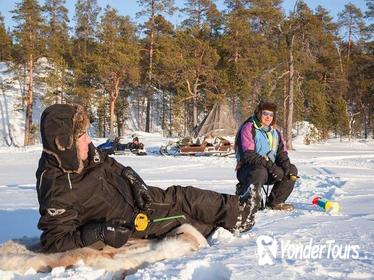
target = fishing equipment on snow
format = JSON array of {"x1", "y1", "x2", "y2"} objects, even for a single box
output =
[
  {"x1": 134, "y1": 213, "x2": 186, "y2": 232},
  {"x1": 312, "y1": 196, "x2": 340, "y2": 215}
]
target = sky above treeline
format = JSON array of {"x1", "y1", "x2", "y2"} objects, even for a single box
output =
[{"x1": 0, "y1": 0, "x2": 369, "y2": 30}]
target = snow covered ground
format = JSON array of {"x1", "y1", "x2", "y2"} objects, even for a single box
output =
[{"x1": 0, "y1": 135, "x2": 373, "y2": 279}]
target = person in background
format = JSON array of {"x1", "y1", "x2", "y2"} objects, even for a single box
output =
[
  {"x1": 127, "y1": 136, "x2": 144, "y2": 150},
  {"x1": 234, "y1": 100, "x2": 298, "y2": 217},
  {"x1": 36, "y1": 104, "x2": 256, "y2": 253}
]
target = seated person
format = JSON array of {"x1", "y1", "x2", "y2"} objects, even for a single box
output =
[{"x1": 234, "y1": 100, "x2": 298, "y2": 212}]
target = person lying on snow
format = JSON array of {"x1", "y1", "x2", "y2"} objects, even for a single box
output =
[
  {"x1": 234, "y1": 100, "x2": 298, "y2": 212},
  {"x1": 113, "y1": 136, "x2": 144, "y2": 152},
  {"x1": 36, "y1": 104, "x2": 256, "y2": 253}
]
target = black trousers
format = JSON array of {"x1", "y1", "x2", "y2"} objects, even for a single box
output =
[
  {"x1": 132, "y1": 185, "x2": 241, "y2": 239},
  {"x1": 237, "y1": 165, "x2": 295, "y2": 206}
]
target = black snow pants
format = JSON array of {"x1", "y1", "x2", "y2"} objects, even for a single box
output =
[
  {"x1": 132, "y1": 185, "x2": 240, "y2": 239},
  {"x1": 237, "y1": 165, "x2": 295, "y2": 206}
]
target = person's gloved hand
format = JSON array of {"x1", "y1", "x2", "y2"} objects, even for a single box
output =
[
  {"x1": 266, "y1": 161, "x2": 284, "y2": 181},
  {"x1": 289, "y1": 164, "x2": 298, "y2": 176},
  {"x1": 81, "y1": 219, "x2": 133, "y2": 248},
  {"x1": 282, "y1": 163, "x2": 298, "y2": 179},
  {"x1": 123, "y1": 167, "x2": 152, "y2": 210}
]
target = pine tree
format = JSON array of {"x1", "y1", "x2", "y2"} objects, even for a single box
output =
[
  {"x1": 338, "y1": 4, "x2": 366, "y2": 140},
  {"x1": 137, "y1": 0, "x2": 176, "y2": 132},
  {"x1": 303, "y1": 6, "x2": 347, "y2": 136},
  {"x1": 11, "y1": 0, "x2": 45, "y2": 145},
  {"x1": 181, "y1": 0, "x2": 220, "y2": 37},
  {"x1": 174, "y1": 30, "x2": 219, "y2": 129},
  {"x1": 366, "y1": 0, "x2": 374, "y2": 35},
  {"x1": 72, "y1": 0, "x2": 101, "y2": 104},
  {"x1": 246, "y1": 0, "x2": 284, "y2": 105},
  {"x1": 221, "y1": 0, "x2": 253, "y2": 118},
  {"x1": 150, "y1": 15, "x2": 178, "y2": 133},
  {"x1": 329, "y1": 96, "x2": 349, "y2": 140},
  {"x1": 98, "y1": 6, "x2": 139, "y2": 137},
  {"x1": 338, "y1": 3, "x2": 365, "y2": 62},
  {"x1": 74, "y1": 0, "x2": 100, "y2": 57},
  {"x1": 221, "y1": 0, "x2": 284, "y2": 120},
  {"x1": 276, "y1": 1, "x2": 318, "y2": 149},
  {"x1": 248, "y1": 0, "x2": 283, "y2": 37},
  {"x1": 0, "y1": 13, "x2": 12, "y2": 61},
  {"x1": 304, "y1": 80, "x2": 329, "y2": 140},
  {"x1": 43, "y1": 0, "x2": 71, "y2": 104}
]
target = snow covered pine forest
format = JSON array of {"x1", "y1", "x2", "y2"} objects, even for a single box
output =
[
  {"x1": 1, "y1": 0, "x2": 374, "y2": 279},
  {"x1": 0, "y1": 60, "x2": 373, "y2": 278}
]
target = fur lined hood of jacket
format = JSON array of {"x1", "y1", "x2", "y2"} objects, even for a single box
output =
[{"x1": 40, "y1": 104, "x2": 90, "y2": 174}]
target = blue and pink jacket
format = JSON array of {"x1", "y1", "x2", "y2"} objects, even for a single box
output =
[{"x1": 235, "y1": 116, "x2": 288, "y2": 167}]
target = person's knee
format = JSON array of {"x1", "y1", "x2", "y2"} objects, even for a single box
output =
[
  {"x1": 284, "y1": 178, "x2": 296, "y2": 188},
  {"x1": 251, "y1": 168, "x2": 268, "y2": 185}
]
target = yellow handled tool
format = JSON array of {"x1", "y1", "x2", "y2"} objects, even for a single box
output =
[{"x1": 134, "y1": 213, "x2": 186, "y2": 232}]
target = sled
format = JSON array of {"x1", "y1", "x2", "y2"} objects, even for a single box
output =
[{"x1": 160, "y1": 136, "x2": 234, "y2": 156}]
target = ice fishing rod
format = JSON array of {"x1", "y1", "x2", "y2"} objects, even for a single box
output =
[{"x1": 134, "y1": 213, "x2": 186, "y2": 232}]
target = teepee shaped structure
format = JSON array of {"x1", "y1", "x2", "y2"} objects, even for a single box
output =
[{"x1": 194, "y1": 102, "x2": 238, "y2": 137}]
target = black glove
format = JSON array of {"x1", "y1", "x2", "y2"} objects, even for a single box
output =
[
  {"x1": 81, "y1": 219, "x2": 133, "y2": 248},
  {"x1": 123, "y1": 167, "x2": 152, "y2": 210},
  {"x1": 266, "y1": 161, "x2": 284, "y2": 182},
  {"x1": 289, "y1": 164, "x2": 298, "y2": 176},
  {"x1": 282, "y1": 163, "x2": 298, "y2": 179}
]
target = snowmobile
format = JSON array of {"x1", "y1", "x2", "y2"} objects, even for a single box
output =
[{"x1": 97, "y1": 137, "x2": 147, "y2": 156}]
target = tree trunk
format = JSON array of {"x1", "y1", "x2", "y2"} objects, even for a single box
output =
[
  {"x1": 169, "y1": 91, "x2": 172, "y2": 136},
  {"x1": 363, "y1": 107, "x2": 368, "y2": 139},
  {"x1": 186, "y1": 79, "x2": 199, "y2": 128},
  {"x1": 137, "y1": 97, "x2": 140, "y2": 130},
  {"x1": 184, "y1": 101, "x2": 188, "y2": 136},
  {"x1": 109, "y1": 78, "x2": 120, "y2": 138},
  {"x1": 283, "y1": 76, "x2": 288, "y2": 136},
  {"x1": 348, "y1": 112, "x2": 360, "y2": 141},
  {"x1": 116, "y1": 111, "x2": 123, "y2": 137},
  {"x1": 146, "y1": 96, "x2": 151, "y2": 132},
  {"x1": 193, "y1": 96, "x2": 198, "y2": 128},
  {"x1": 347, "y1": 15, "x2": 352, "y2": 62},
  {"x1": 109, "y1": 96, "x2": 115, "y2": 137},
  {"x1": 24, "y1": 54, "x2": 34, "y2": 146},
  {"x1": 145, "y1": 0, "x2": 155, "y2": 133},
  {"x1": 161, "y1": 89, "x2": 165, "y2": 130},
  {"x1": 286, "y1": 34, "x2": 295, "y2": 150}
]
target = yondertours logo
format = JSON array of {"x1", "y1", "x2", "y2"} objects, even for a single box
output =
[
  {"x1": 256, "y1": 235, "x2": 278, "y2": 265},
  {"x1": 256, "y1": 235, "x2": 360, "y2": 265}
]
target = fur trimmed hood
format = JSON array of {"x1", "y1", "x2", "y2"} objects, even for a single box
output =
[
  {"x1": 254, "y1": 100, "x2": 277, "y2": 126},
  {"x1": 40, "y1": 104, "x2": 90, "y2": 174}
]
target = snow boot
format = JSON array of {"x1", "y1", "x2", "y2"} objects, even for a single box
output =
[
  {"x1": 267, "y1": 202, "x2": 294, "y2": 211},
  {"x1": 233, "y1": 184, "x2": 261, "y2": 233},
  {"x1": 235, "y1": 182, "x2": 246, "y2": 196}
]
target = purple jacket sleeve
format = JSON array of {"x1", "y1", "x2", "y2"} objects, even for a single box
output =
[{"x1": 240, "y1": 122, "x2": 255, "y2": 152}]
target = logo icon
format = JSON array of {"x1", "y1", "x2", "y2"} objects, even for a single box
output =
[{"x1": 256, "y1": 235, "x2": 278, "y2": 265}]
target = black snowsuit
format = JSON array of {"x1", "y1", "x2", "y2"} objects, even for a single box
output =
[{"x1": 36, "y1": 104, "x2": 242, "y2": 253}]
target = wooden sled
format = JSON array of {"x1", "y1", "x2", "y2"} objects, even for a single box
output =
[{"x1": 160, "y1": 137, "x2": 234, "y2": 156}]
